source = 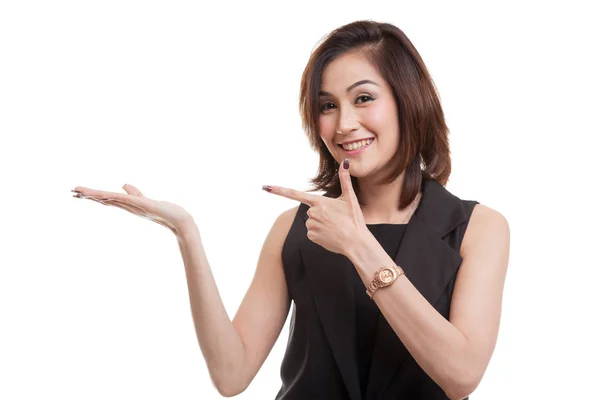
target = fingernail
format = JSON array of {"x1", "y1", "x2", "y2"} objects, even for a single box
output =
[
  {"x1": 71, "y1": 189, "x2": 81, "y2": 194},
  {"x1": 262, "y1": 185, "x2": 273, "y2": 192},
  {"x1": 343, "y1": 158, "x2": 350, "y2": 170}
]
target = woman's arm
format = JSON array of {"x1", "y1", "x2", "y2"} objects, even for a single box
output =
[
  {"x1": 347, "y1": 204, "x2": 510, "y2": 400},
  {"x1": 176, "y1": 207, "x2": 296, "y2": 396}
]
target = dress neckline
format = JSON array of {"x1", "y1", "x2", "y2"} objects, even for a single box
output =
[{"x1": 366, "y1": 223, "x2": 408, "y2": 227}]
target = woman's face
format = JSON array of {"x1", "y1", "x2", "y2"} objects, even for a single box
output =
[{"x1": 318, "y1": 50, "x2": 400, "y2": 179}]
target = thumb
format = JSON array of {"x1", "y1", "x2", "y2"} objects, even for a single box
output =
[
  {"x1": 339, "y1": 158, "x2": 359, "y2": 205},
  {"x1": 122, "y1": 183, "x2": 145, "y2": 197}
]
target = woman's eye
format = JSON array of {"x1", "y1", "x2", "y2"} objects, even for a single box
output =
[
  {"x1": 320, "y1": 102, "x2": 335, "y2": 112},
  {"x1": 356, "y1": 95, "x2": 374, "y2": 104},
  {"x1": 320, "y1": 96, "x2": 374, "y2": 113}
]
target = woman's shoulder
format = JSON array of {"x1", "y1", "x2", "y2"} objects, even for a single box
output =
[
  {"x1": 470, "y1": 203, "x2": 506, "y2": 221},
  {"x1": 460, "y1": 202, "x2": 510, "y2": 256},
  {"x1": 274, "y1": 204, "x2": 300, "y2": 231}
]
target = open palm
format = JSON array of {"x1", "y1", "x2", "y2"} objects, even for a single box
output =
[{"x1": 72, "y1": 183, "x2": 192, "y2": 235}]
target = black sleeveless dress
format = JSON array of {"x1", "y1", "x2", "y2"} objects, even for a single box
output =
[
  {"x1": 275, "y1": 178, "x2": 479, "y2": 400},
  {"x1": 354, "y1": 224, "x2": 407, "y2": 398}
]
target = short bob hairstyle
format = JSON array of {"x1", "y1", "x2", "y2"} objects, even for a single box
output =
[{"x1": 300, "y1": 20, "x2": 452, "y2": 209}]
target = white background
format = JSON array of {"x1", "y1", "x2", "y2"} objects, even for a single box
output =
[{"x1": 1, "y1": 1, "x2": 598, "y2": 399}]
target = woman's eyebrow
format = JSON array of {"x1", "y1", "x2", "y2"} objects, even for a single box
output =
[{"x1": 319, "y1": 79, "x2": 379, "y2": 96}]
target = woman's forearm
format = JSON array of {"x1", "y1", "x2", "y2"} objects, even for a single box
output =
[
  {"x1": 347, "y1": 231, "x2": 477, "y2": 399},
  {"x1": 176, "y1": 220, "x2": 246, "y2": 396}
]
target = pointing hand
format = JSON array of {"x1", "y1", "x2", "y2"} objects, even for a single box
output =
[{"x1": 263, "y1": 158, "x2": 367, "y2": 256}]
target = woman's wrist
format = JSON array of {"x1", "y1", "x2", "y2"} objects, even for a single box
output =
[
  {"x1": 175, "y1": 216, "x2": 199, "y2": 239},
  {"x1": 347, "y1": 228, "x2": 394, "y2": 286}
]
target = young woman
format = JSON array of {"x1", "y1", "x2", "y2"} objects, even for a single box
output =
[{"x1": 72, "y1": 20, "x2": 510, "y2": 400}]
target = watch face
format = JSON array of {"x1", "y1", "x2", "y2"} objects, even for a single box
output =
[{"x1": 378, "y1": 268, "x2": 395, "y2": 284}]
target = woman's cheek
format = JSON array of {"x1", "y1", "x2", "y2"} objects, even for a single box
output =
[
  {"x1": 318, "y1": 119, "x2": 337, "y2": 145},
  {"x1": 365, "y1": 105, "x2": 388, "y2": 126},
  {"x1": 319, "y1": 115, "x2": 333, "y2": 132}
]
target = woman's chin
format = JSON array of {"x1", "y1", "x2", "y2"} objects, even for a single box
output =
[
  {"x1": 334, "y1": 157, "x2": 376, "y2": 179},
  {"x1": 346, "y1": 164, "x2": 372, "y2": 178}
]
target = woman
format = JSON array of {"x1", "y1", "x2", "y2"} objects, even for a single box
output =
[{"x1": 72, "y1": 20, "x2": 510, "y2": 400}]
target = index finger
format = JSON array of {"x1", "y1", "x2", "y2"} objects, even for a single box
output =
[
  {"x1": 264, "y1": 185, "x2": 321, "y2": 206},
  {"x1": 72, "y1": 186, "x2": 145, "y2": 206}
]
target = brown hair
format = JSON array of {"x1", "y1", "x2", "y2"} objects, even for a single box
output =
[{"x1": 299, "y1": 20, "x2": 452, "y2": 209}]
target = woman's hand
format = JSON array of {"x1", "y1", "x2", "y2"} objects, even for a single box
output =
[
  {"x1": 72, "y1": 183, "x2": 194, "y2": 235},
  {"x1": 262, "y1": 158, "x2": 368, "y2": 256}
]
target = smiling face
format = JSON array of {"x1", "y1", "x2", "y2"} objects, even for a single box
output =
[{"x1": 318, "y1": 50, "x2": 400, "y2": 179}]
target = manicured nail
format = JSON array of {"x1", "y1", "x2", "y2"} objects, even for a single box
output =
[
  {"x1": 262, "y1": 185, "x2": 273, "y2": 192},
  {"x1": 343, "y1": 158, "x2": 350, "y2": 170},
  {"x1": 71, "y1": 189, "x2": 81, "y2": 194}
]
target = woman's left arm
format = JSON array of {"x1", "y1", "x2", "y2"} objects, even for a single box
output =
[{"x1": 348, "y1": 204, "x2": 510, "y2": 400}]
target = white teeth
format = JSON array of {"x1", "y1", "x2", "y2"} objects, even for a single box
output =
[{"x1": 342, "y1": 138, "x2": 373, "y2": 151}]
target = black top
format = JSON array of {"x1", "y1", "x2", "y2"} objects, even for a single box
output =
[
  {"x1": 275, "y1": 178, "x2": 480, "y2": 400},
  {"x1": 353, "y1": 224, "x2": 408, "y2": 399}
]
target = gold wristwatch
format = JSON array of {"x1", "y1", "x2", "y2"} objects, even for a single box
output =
[{"x1": 366, "y1": 265, "x2": 405, "y2": 299}]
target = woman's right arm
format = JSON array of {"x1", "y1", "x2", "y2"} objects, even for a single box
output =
[{"x1": 176, "y1": 206, "x2": 298, "y2": 397}]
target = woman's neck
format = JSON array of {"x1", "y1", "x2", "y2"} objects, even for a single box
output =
[{"x1": 357, "y1": 171, "x2": 416, "y2": 224}]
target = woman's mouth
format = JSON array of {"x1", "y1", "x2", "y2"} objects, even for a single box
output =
[{"x1": 338, "y1": 138, "x2": 374, "y2": 156}]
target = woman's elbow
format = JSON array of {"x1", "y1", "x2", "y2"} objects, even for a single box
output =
[
  {"x1": 212, "y1": 373, "x2": 248, "y2": 398},
  {"x1": 216, "y1": 381, "x2": 247, "y2": 398},
  {"x1": 443, "y1": 367, "x2": 483, "y2": 400}
]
